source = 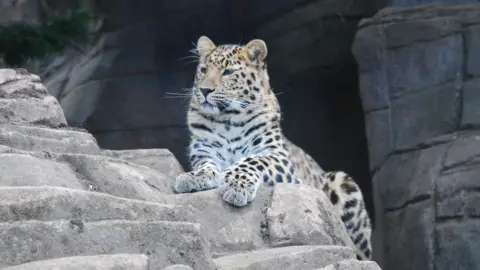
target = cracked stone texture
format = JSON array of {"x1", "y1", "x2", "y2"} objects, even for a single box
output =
[
  {"x1": 0, "y1": 68, "x2": 382, "y2": 269},
  {"x1": 315, "y1": 259, "x2": 382, "y2": 270},
  {"x1": 213, "y1": 245, "x2": 355, "y2": 270},
  {"x1": 353, "y1": 4, "x2": 480, "y2": 270},
  {"x1": 3, "y1": 254, "x2": 149, "y2": 270},
  {"x1": 162, "y1": 265, "x2": 193, "y2": 270},
  {"x1": 0, "y1": 69, "x2": 66, "y2": 127}
]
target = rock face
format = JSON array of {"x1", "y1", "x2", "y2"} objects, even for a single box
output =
[
  {"x1": 353, "y1": 4, "x2": 480, "y2": 270},
  {"x1": 0, "y1": 69, "x2": 381, "y2": 269}
]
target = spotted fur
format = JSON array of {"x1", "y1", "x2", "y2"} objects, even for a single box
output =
[{"x1": 173, "y1": 36, "x2": 372, "y2": 260}]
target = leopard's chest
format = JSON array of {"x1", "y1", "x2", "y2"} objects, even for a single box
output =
[{"x1": 203, "y1": 126, "x2": 258, "y2": 170}]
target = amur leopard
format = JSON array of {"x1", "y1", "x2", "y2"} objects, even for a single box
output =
[{"x1": 173, "y1": 36, "x2": 372, "y2": 260}]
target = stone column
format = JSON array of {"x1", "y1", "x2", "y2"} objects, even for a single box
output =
[{"x1": 353, "y1": 4, "x2": 480, "y2": 270}]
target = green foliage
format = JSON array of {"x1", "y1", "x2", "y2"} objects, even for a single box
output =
[{"x1": 0, "y1": 9, "x2": 96, "y2": 67}]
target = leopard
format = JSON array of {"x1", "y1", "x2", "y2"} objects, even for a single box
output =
[{"x1": 173, "y1": 36, "x2": 372, "y2": 260}]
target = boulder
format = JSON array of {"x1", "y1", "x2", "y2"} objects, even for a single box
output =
[{"x1": 0, "y1": 69, "x2": 66, "y2": 127}]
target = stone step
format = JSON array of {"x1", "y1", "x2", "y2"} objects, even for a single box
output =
[
  {"x1": 0, "y1": 220, "x2": 216, "y2": 269},
  {"x1": 0, "y1": 186, "x2": 193, "y2": 222},
  {"x1": 0, "y1": 149, "x2": 174, "y2": 201},
  {"x1": 0, "y1": 153, "x2": 83, "y2": 189},
  {"x1": 0, "y1": 124, "x2": 100, "y2": 155},
  {"x1": 314, "y1": 259, "x2": 382, "y2": 270},
  {"x1": 56, "y1": 153, "x2": 174, "y2": 199},
  {"x1": 102, "y1": 149, "x2": 184, "y2": 179},
  {"x1": 213, "y1": 245, "x2": 355, "y2": 270},
  {"x1": 3, "y1": 254, "x2": 149, "y2": 270},
  {"x1": 162, "y1": 265, "x2": 194, "y2": 270}
]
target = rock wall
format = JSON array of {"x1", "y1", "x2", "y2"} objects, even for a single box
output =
[
  {"x1": 353, "y1": 4, "x2": 480, "y2": 270},
  {"x1": 0, "y1": 68, "x2": 382, "y2": 269}
]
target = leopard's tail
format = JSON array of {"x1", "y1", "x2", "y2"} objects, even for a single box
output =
[{"x1": 322, "y1": 171, "x2": 372, "y2": 261}]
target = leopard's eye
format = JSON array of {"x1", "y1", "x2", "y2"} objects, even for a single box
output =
[
  {"x1": 222, "y1": 69, "x2": 234, "y2": 76},
  {"x1": 199, "y1": 67, "x2": 207, "y2": 74}
]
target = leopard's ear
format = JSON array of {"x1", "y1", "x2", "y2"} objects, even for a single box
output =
[
  {"x1": 244, "y1": 39, "x2": 268, "y2": 62},
  {"x1": 196, "y1": 36, "x2": 216, "y2": 57}
]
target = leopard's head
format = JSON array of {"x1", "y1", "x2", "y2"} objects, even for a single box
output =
[{"x1": 190, "y1": 36, "x2": 272, "y2": 115}]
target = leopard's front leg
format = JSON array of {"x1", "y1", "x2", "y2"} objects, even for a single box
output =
[
  {"x1": 219, "y1": 155, "x2": 296, "y2": 207},
  {"x1": 174, "y1": 139, "x2": 221, "y2": 193}
]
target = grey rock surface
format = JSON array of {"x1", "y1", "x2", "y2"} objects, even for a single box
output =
[
  {"x1": 266, "y1": 185, "x2": 354, "y2": 249},
  {"x1": 0, "y1": 124, "x2": 100, "y2": 155},
  {"x1": 0, "y1": 67, "x2": 381, "y2": 269},
  {"x1": 101, "y1": 149, "x2": 184, "y2": 179},
  {"x1": 315, "y1": 259, "x2": 382, "y2": 270},
  {"x1": 3, "y1": 254, "x2": 149, "y2": 270},
  {"x1": 162, "y1": 265, "x2": 193, "y2": 270},
  {"x1": 353, "y1": 4, "x2": 480, "y2": 270},
  {"x1": 0, "y1": 69, "x2": 66, "y2": 127},
  {"x1": 0, "y1": 153, "x2": 83, "y2": 189},
  {"x1": 214, "y1": 245, "x2": 355, "y2": 270},
  {"x1": 0, "y1": 220, "x2": 215, "y2": 269},
  {"x1": 0, "y1": 186, "x2": 192, "y2": 222}
]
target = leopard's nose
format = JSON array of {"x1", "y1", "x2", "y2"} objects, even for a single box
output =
[{"x1": 200, "y1": 88, "x2": 214, "y2": 98}]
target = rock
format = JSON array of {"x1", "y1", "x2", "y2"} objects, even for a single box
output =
[
  {"x1": 172, "y1": 188, "x2": 269, "y2": 257},
  {"x1": 0, "y1": 124, "x2": 100, "y2": 155},
  {"x1": 462, "y1": 79, "x2": 480, "y2": 127},
  {"x1": 56, "y1": 153, "x2": 173, "y2": 200},
  {"x1": 443, "y1": 132, "x2": 480, "y2": 169},
  {"x1": 436, "y1": 132, "x2": 480, "y2": 218},
  {"x1": 465, "y1": 24, "x2": 480, "y2": 76},
  {"x1": 315, "y1": 259, "x2": 381, "y2": 270},
  {"x1": 162, "y1": 265, "x2": 193, "y2": 270},
  {"x1": 436, "y1": 170, "x2": 480, "y2": 218},
  {"x1": 0, "y1": 153, "x2": 82, "y2": 189},
  {"x1": 0, "y1": 220, "x2": 216, "y2": 269},
  {"x1": 435, "y1": 219, "x2": 480, "y2": 270},
  {"x1": 3, "y1": 254, "x2": 149, "y2": 270},
  {"x1": 373, "y1": 143, "x2": 449, "y2": 210},
  {"x1": 386, "y1": 35, "x2": 462, "y2": 99},
  {"x1": 390, "y1": 82, "x2": 460, "y2": 150},
  {"x1": 0, "y1": 186, "x2": 192, "y2": 222},
  {"x1": 0, "y1": 69, "x2": 67, "y2": 127},
  {"x1": 266, "y1": 185, "x2": 354, "y2": 249},
  {"x1": 382, "y1": 200, "x2": 434, "y2": 270},
  {"x1": 213, "y1": 245, "x2": 355, "y2": 270},
  {"x1": 101, "y1": 149, "x2": 184, "y2": 179},
  {"x1": 171, "y1": 184, "x2": 353, "y2": 258},
  {"x1": 364, "y1": 110, "x2": 392, "y2": 170}
]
